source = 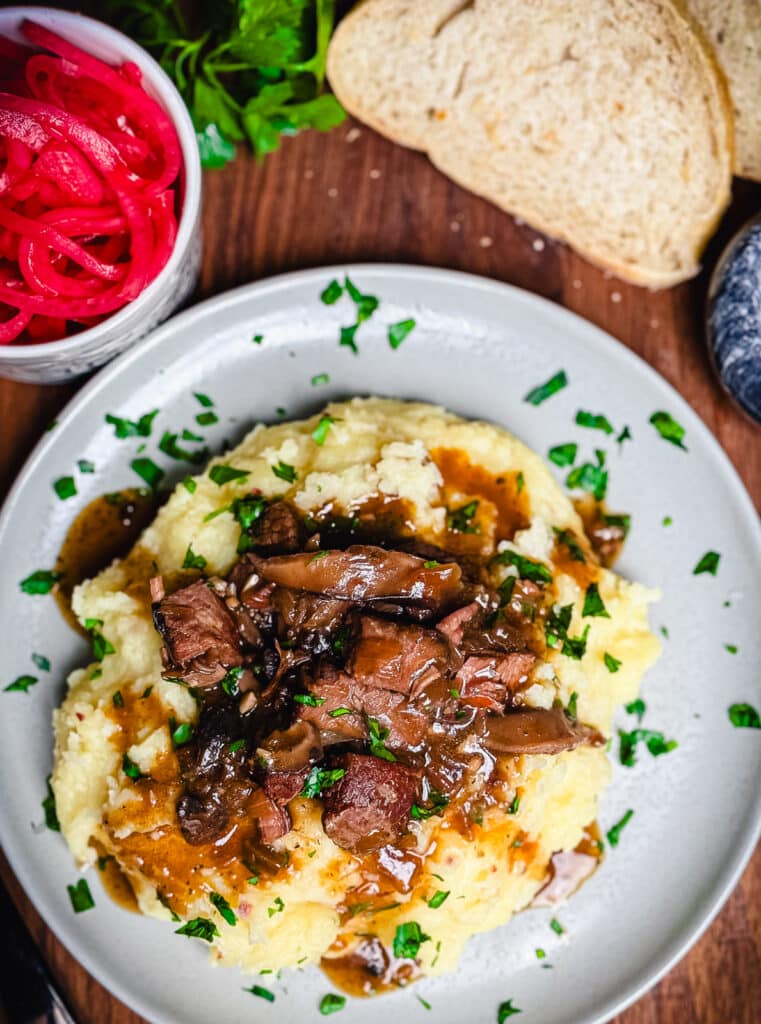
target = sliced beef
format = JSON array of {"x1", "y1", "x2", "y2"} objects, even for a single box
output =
[
  {"x1": 481, "y1": 708, "x2": 603, "y2": 756},
  {"x1": 263, "y1": 766, "x2": 310, "y2": 806},
  {"x1": 255, "y1": 545, "x2": 463, "y2": 610},
  {"x1": 437, "y1": 602, "x2": 481, "y2": 645},
  {"x1": 348, "y1": 615, "x2": 453, "y2": 694},
  {"x1": 456, "y1": 651, "x2": 536, "y2": 711},
  {"x1": 153, "y1": 579, "x2": 242, "y2": 687},
  {"x1": 176, "y1": 792, "x2": 229, "y2": 845},
  {"x1": 321, "y1": 753, "x2": 420, "y2": 853},
  {"x1": 360, "y1": 685, "x2": 429, "y2": 750},
  {"x1": 256, "y1": 720, "x2": 322, "y2": 772},
  {"x1": 248, "y1": 787, "x2": 290, "y2": 843},
  {"x1": 252, "y1": 500, "x2": 303, "y2": 555}
]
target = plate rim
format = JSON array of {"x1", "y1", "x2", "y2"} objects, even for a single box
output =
[{"x1": 1, "y1": 262, "x2": 759, "y2": 1024}]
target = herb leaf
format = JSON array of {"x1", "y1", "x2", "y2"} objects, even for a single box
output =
[
  {"x1": 548, "y1": 443, "x2": 577, "y2": 467},
  {"x1": 210, "y1": 891, "x2": 237, "y2": 926},
  {"x1": 498, "y1": 1001, "x2": 522, "y2": 1022},
  {"x1": 321, "y1": 280, "x2": 343, "y2": 304},
  {"x1": 182, "y1": 544, "x2": 207, "y2": 571},
  {"x1": 582, "y1": 582, "x2": 610, "y2": 618},
  {"x1": 312, "y1": 414, "x2": 336, "y2": 446},
  {"x1": 447, "y1": 500, "x2": 479, "y2": 534},
  {"x1": 67, "y1": 878, "x2": 95, "y2": 913},
  {"x1": 606, "y1": 809, "x2": 634, "y2": 847},
  {"x1": 410, "y1": 791, "x2": 448, "y2": 820},
  {"x1": 4, "y1": 674, "x2": 38, "y2": 693},
  {"x1": 131, "y1": 457, "x2": 164, "y2": 490},
  {"x1": 54, "y1": 476, "x2": 77, "y2": 500},
  {"x1": 245, "y1": 984, "x2": 275, "y2": 1002},
  {"x1": 301, "y1": 766, "x2": 346, "y2": 798},
  {"x1": 393, "y1": 921, "x2": 430, "y2": 959},
  {"x1": 175, "y1": 917, "x2": 219, "y2": 941},
  {"x1": 650, "y1": 411, "x2": 687, "y2": 449},
  {"x1": 604, "y1": 652, "x2": 622, "y2": 673},
  {"x1": 566, "y1": 451, "x2": 607, "y2": 501},
  {"x1": 428, "y1": 890, "x2": 449, "y2": 909},
  {"x1": 618, "y1": 728, "x2": 677, "y2": 767},
  {"x1": 105, "y1": 409, "x2": 158, "y2": 439},
  {"x1": 625, "y1": 698, "x2": 645, "y2": 721},
  {"x1": 554, "y1": 528, "x2": 586, "y2": 563},
  {"x1": 20, "y1": 570, "x2": 61, "y2": 595},
  {"x1": 728, "y1": 703, "x2": 761, "y2": 729},
  {"x1": 366, "y1": 716, "x2": 398, "y2": 762},
  {"x1": 319, "y1": 993, "x2": 347, "y2": 1015},
  {"x1": 388, "y1": 318, "x2": 416, "y2": 349},
  {"x1": 42, "y1": 774, "x2": 60, "y2": 831},
  {"x1": 575, "y1": 410, "x2": 614, "y2": 434},
  {"x1": 493, "y1": 549, "x2": 552, "y2": 584},
  {"x1": 122, "y1": 753, "x2": 143, "y2": 780},
  {"x1": 524, "y1": 371, "x2": 568, "y2": 405},
  {"x1": 209, "y1": 464, "x2": 250, "y2": 487},
  {"x1": 693, "y1": 551, "x2": 720, "y2": 576},
  {"x1": 272, "y1": 460, "x2": 297, "y2": 483}
]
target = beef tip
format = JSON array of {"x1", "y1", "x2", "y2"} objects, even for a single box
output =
[
  {"x1": 249, "y1": 787, "x2": 291, "y2": 843},
  {"x1": 481, "y1": 708, "x2": 603, "y2": 756},
  {"x1": 176, "y1": 793, "x2": 229, "y2": 845},
  {"x1": 256, "y1": 545, "x2": 463, "y2": 610},
  {"x1": 348, "y1": 615, "x2": 453, "y2": 694},
  {"x1": 273, "y1": 587, "x2": 349, "y2": 654},
  {"x1": 263, "y1": 766, "x2": 311, "y2": 806},
  {"x1": 296, "y1": 662, "x2": 428, "y2": 750},
  {"x1": 251, "y1": 501, "x2": 303, "y2": 555},
  {"x1": 321, "y1": 753, "x2": 420, "y2": 853},
  {"x1": 456, "y1": 651, "x2": 536, "y2": 712},
  {"x1": 257, "y1": 720, "x2": 323, "y2": 772},
  {"x1": 436, "y1": 602, "x2": 481, "y2": 645},
  {"x1": 153, "y1": 580, "x2": 242, "y2": 687}
]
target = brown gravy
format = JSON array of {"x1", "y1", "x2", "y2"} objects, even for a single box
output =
[
  {"x1": 54, "y1": 488, "x2": 159, "y2": 633},
  {"x1": 321, "y1": 936, "x2": 421, "y2": 996}
]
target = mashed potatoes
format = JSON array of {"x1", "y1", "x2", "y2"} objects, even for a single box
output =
[{"x1": 53, "y1": 398, "x2": 659, "y2": 981}]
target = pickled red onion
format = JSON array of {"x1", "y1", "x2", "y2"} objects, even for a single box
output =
[{"x1": 0, "y1": 21, "x2": 181, "y2": 346}]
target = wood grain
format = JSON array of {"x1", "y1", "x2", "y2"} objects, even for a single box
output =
[{"x1": 0, "y1": 118, "x2": 759, "y2": 1024}]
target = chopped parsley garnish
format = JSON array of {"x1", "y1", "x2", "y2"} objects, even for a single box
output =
[
  {"x1": 493, "y1": 549, "x2": 552, "y2": 584},
  {"x1": 418, "y1": 997, "x2": 432, "y2": 1011},
  {"x1": 141, "y1": 685, "x2": 153, "y2": 699},
  {"x1": 272, "y1": 460, "x2": 297, "y2": 483},
  {"x1": 428, "y1": 890, "x2": 449, "y2": 909},
  {"x1": 228, "y1": 739, "x2": 246, "y2": 753},
  {"x1": 182, "y1": 544, "x2": 207, "y2": 571},
  {"x1": 566, "y1": 692, "x2": 578, "y2": 719},
  {"x1": 693, "y1": 551, "x2": 720, "y2": 576},
  {"x1": 301, "y1": 766, "x2": 346, "y2": 798},
  {"x1": 563, "y1": 626, "x2": 589, "y2": 660},
  {"x1": 53, "y1": 476, "x2": 77, "y2": 500},
  {"x1": 194, "y1": 393, "x2": 214, "y2": 408},
  {"x1": 616, "y1": 425, "x2": 632, "y2": 447},
  {"x1": 549, "y1": 917, "x2": 565, "y2": 935},
  {"x1": 131, "y1": 457, "x2": 164, "y2": 490},
  {"x1": 508, "y1": 795, "x2": 520, "y2": 814},
  {"x1": 497, "y1": 999, "x2": 522, "y2": 1021},
  {"x1": 424, "y1": 560, "x2": 440, "y2": 569},
  {"x1": 112, "y1": 690, "x2": 124, "y2": 708},
  {"x1": 293, "y1": 693, "x2": 326, "y2": 707},
  {"x1": 311, "y1": 372, "x2": 330, "y2": 386},
  {"x1": 554, "y1": 528, "x2": 586, "y2": 562},
  {"x1": 650, "y1": 411, "x2": 687, "y2": 449},
  {"x1": 122, "y1": 753, "x2": 143, "y2": 780},
  {"x1": 725, "y1": 644, "x2": 738, "y2": 655},
  {"x1": 535, "y1": 948, "x2": 546, "y2": 960},
  {"x1": 67, "y1": 879, "x2": 94, "y2": 913},
  {"x1": 625, "y1": 698, "x2": 645, "y2": 721},
  {"x1": 245, "y1": 984, "x2": 275, "y2": 1002},
  {"x1": 566, "y1": 450, "x2": 607, "y2": 501},
  {"x1": 661, "y1": 625, "x2": 670, "y2": 639},
  {"x1": 20, "y1": 569, "x2": 61, "y2": 595},
  {"x1": 447, "y1": 500, "x2": 479, "y2": 534},
  {"x1": 524, "y1": 370, "x2": 567, "y2": 405},
  {"x1": 619, "y1": 728, "x2": 677, "y2": 767},
  {"x1": 516, "y1": 471, "x2": 525, "y2": 493},
  {"x1": 345, "y1": 276, "x2": 379, "y2": 322},
  {"x1": 545, "y1": 604, "x2": 589, "y2": 659},
  {"x1": 4, "y1": 674, "x2": 38, "y2": 693},
  {"x1": 728, "y1": 704, "x2": 761, "y2": 729},
  {"x1": 410, "y1": 790, "x2": 448, "y2": 820},
  {"x1": 84, "y1": 618, "x2": 115, "y2": 661},
  {"x1": 210, "y1": 892, "x2": 236, "y2": 926},
  {"x1": 170, "y1": 720, "x2": 195, "y2": 746},
  {"x1": 105, "y1": 409, "x2": 158, "y2": 439},
  {"x1": 662, "y1": 516, "x2": 672, "y2": 526},
  {"x1": 252, "y1": 334, "x2": 264, "y2": 345},
  {"x1": 182, "y1": 476, "x2": 197, "y2": 494},
  {"x1": 393, "y1": 921, "x2": 430, "y2": 959},
  {"x1": 175, "y1": 917, "x2": 219, "y2": 941},
  {"x1": 388, "y1": 318, "x2": 416, "y2": 349},
  {"x1": 42, "y1": 775, "x2": 60, "y2": 831},
  {"x1": 268, "y1": 896, "x2": 285, "y2": 917},
  {"x1": 328, "y1": 706, "x2": 353, "y2": 718},
  {"x1": 221, "y1": 667, "x2": 244, "y2": 697},
  {"x1": 76, "y1": 459, "x2": 95, "y2": 474},
  {"x1": 31, "y1": 653, "x2": 50, "y2": 671},
  {"x1": 575, "y1": 410, "x2": 614, "y2": 434},
  {"x1": 196, "y1": 411, "x2": 219, "y2": 427},
  {"x1": 582, "y1": 582, "x2": 610, "y2": 618},
  {"x1": 319, "y1": 993, "x2": 346, "y2": 1015},
  {"x1": 606, "y1": 809, "x2": 634, "y2": 847},
  {"x1": 312, "y1": 414, "x2": 336, "y2": 446},
  {"x1": 209, "y1": 464, "x2": 249, "y2": 486},
  {"x1": 366, "y1": 716, "x2": 397, "y2": 762},
  {"x1": 321, "y1": 279, "x2": 343, "y2": 304},
  {"x1": 548, "y1": 443, "x2": 577, "y2": 467},
  {"x1": 339, "y1": 323, "x2": 359, "y2": 352},
  {"x1": 159, "y1": 430, "x2": 206, "y2": 463},
  {"x1": 182, "y1": 429, "x2": 203, "y2": 442}
]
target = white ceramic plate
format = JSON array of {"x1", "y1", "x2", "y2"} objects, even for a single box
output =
[{"x1": 1, "y1": 266, "x2": 759, "y2": 1024}]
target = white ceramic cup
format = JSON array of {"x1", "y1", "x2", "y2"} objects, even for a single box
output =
[{"x1": 0, "y1": 6, "x2": 202, "y2": 384}]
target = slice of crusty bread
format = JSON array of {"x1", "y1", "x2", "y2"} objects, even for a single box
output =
[
  {"x1": 686, "y1": 0, "x2": 761, "y2": 182},
  {"x1": 328, "y1": 0, "x2": 733, "y2": 288}
]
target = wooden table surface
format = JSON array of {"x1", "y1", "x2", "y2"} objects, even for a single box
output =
[{"x1": 1, "y1": 116, "x2": 760, "y2": 1024}]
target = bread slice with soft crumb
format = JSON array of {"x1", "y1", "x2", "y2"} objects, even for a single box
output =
[
  {"x1": 686, "y1": 0, "x2": 761, "y2": 182},
  {"x1": 328, "y1": 0, "x2": 733, "y2": 288}
]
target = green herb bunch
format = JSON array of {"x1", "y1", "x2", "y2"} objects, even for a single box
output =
[{"x1": 104, "y1": 0, "x2": 346, "y2": 166}]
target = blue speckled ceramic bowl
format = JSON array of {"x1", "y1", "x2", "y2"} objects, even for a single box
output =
[{"x1": 707, "y1": 212, "x2": 761, "y2": 426}]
